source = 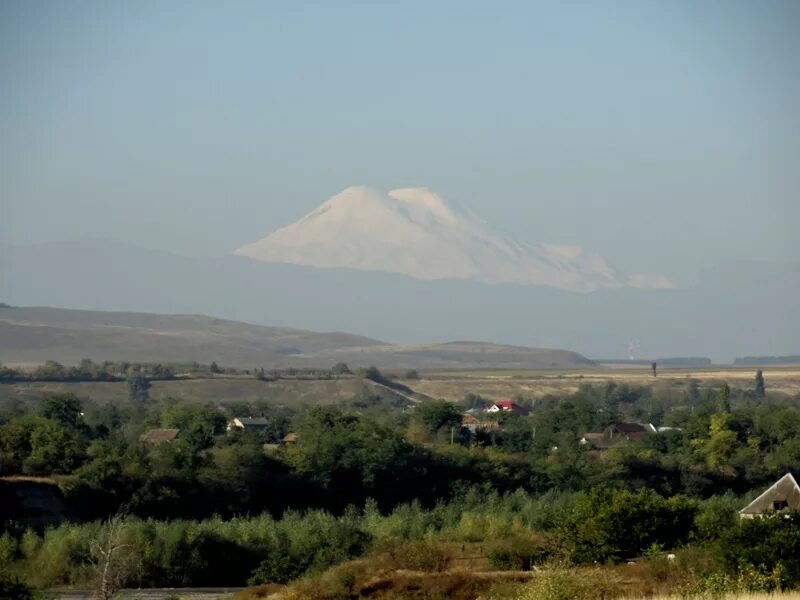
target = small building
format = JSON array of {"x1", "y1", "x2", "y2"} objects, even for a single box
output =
[
  {"x1": 461, "y1": 413, "x2": 501, "y2": 434},
  {"x1": 228, "y1": 417, "x2": 269, "y2": 431},
  {"x1": 739, "y1": 473, "x2": 800, "y2": 519},
  {"x1": 580, "y1": 432, "x2": 616, "y2": 450},
  {"x1": 608, "y1": 422, "x2": 654, "y2": 442},
  {"x1": 263, "y1": 443, "x2": 280, "y2": 455},
  {"x1": 461, "y1": 413, "x2": 482, "y2": 434},
  {"x1": 141, "y1": 428, "x2": 180, "y2": 444},
  {"x1": 485, "y1": 400, "x2": 530, "y2": 416},
  {"x1": 282, "y1": 432, "x2": 299, "y2": 444}
]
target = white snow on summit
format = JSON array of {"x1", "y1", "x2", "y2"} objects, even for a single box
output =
[{"x1": 234, "y1": 186, "x2": 672, "y2": 292}]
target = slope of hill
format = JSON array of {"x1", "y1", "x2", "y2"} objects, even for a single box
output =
[
  {"x1": 0, "y1": 306, "x2": 594, "y2": 370},
  {"x1": 2, "y1": 241, "x2": 798, "y2": 361},
  {"x1": 235, "y1": 186, "x2": 671, "y2": 292}
]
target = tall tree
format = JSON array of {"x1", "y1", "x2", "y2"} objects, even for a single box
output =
[
  {"x1": 39, "y1": 394, "x2": 83, "y2": 429},
  {"x1": 126, "y1": 373, "x2": 150, "y2": 403},
  {"x1": 89, "y1": 511, "x2": 136, "y2": 600},
  {"x1": 716, "y1": 383, "x2": 731, "y2": 413},
  {"x1": 754, "y1": 370, "x2": 766, "y2": 399}
]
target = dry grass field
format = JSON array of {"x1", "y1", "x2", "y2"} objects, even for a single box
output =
[
  {"x1": 639, "y1": 595, "x2": 800, "y2": 600},
  {"x1": 412, "y1": 366, "x2": 800, "y2": 403},
  {"x1": 0, "y1": 376, "x2": 412, "y2": 408},
  {"x1": 2, "y1": 366, "x2": 798, "y2": 410}
]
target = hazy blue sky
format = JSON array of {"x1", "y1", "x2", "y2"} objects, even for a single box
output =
[{"x1": 2, "y1": 0, "x2": 798, "y2": 281}]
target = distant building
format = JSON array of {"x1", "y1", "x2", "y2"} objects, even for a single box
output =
[
  {"x1": 263, "y1": 443, "x2": 280, "y2": 455},
  {"x1": 141, "y1": 428, "x2": 180, "y2": 444},
  {"x1": 608, "y1": 422, "x2": 654, "y2": 442},
  {"x1": 739, "y1": 473, "x2": 800, "y2": 519},
  {"x1": 461, "y1": 413, "x2": 482, "y2": 434},
  {"x1": 282, "y1": 432, "x2": 299, "y2": 444},
  {"x1": 228, "y1": 417, "x2": 269, "y2": 431},
  {"x1": 461, "y1": 412, "x2": 500, "y2": 434},
  {"x1": 485, "y1": 401, "x2": 530, "y2": 416},
  {"x1": 580, "y1": 432, "x2": 616, "y2": 450}
]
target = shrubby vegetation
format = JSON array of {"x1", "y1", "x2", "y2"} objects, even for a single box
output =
[
  {"x1": 1, "y1": 366, "x2": 799, "y2": 593},
  {"x1": 3, "y1": 488, "x2": 800, "y2": 592}
]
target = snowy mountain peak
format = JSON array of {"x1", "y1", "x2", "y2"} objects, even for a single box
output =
[{"x1": 234, "y1": 186, "x2": 672, "y2": 292}]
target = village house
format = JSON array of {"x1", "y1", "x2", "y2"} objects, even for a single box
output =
[
  {"x1": 580, "y1": 422, "x2": 663, "y2": 449},
  {"x1": 141, "y1": 428, "x2": 180, "y2": 444},
  {"x1": 485, "y1": 400, "x2": 530, "y2": 416},
  {"x1": 282, "y1": 432, "x2": 299, "y2": 444},
  {"x1": 461, "y1": 412, "x2": 482, "y2": 434},
  {"x1": 227, "y1": 416, "x2": 269, "y2": 431},
  {"x1": 580, "y1": 432, "x2": 616, "y2": 450},
  {"x1": 739, "y1": 473, "x2": 800, "y2": 518},
  {"x1": 461, "y1": 412, "x2": 500, "y2": 434}
]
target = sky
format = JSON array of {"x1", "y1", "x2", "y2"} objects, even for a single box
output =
[{"x1": 1, "y1": 0, "x2": 798, "y2": 283}]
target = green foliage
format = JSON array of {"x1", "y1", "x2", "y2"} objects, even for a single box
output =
[
  {"x1": 0, "y1": 573, "x2": 39, "y2": 600},
  {"x1": 38, "y1": 394, "x2": 84, "y2": 429},
  {"x1": 692, "y1": 494, "x2": 739, "y2": 542},
  {"x1": 330, "y1": 362, "x2": 351, "y2": 375},
  {"x1": 717, "y1": 384, "x2": 731, "y2": 414},
  {"x1": 0, "y1": 416, "x2": 84, "y2": 475},
  {"x1": 561, "y1": 487, "x2": 698, "y2": 563},
  {"x1": 413, "y1": 400, "x2": 462, "y2": 435},
  {"x1": 680, "y1": 563, "x2": 784, "y2": 597},
  {"x1": 487, "y1": 536, "x2": 548, "y2": 571},
  {"x1": 716, "y1": 512, "x2": 800, "y2": 588},
  {"x1": 512, "y1": 568, "x2": 624, "y2": 600},
  {"x1": 285, "y1": 406, "x2": 426, "y2": 509},
  {"x1": 127, "y1": 372, "x2": 150, "y2": 403},
  {"x1": 386, "y1": 539, "x2": 450, "y2": 572},
  {"x1": 754, "y1": 369, "x2": 766, "y2": 399}
]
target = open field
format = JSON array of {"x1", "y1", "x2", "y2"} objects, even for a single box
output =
[
  {"x1": 0, "y1": 376, "x2": 414, "y2": 408},
  {"x1": 3, "y1": 366, "x2": 799, "y2": 409},
  {"x1": 638, "y1": 595, "x2": 800, "y2": 600},
  {"x1": 415, "y1": 366, "x2": 800, "y2": 402}
]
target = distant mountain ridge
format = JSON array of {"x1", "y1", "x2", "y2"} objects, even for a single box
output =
[
  {"x1": 235, "y1": 186, "x2": 672, "y2": 292},
  {"x1": 2, "y1": 240, "x2": 798, "y2": 361},
  {"x1": 0, "y1": 305, "x2": 595, "y2": 370}
]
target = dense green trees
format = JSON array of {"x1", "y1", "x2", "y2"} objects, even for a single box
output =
[
  {"x1": 6, "y1": 487, "x2": 799, "y2": 590},
  {"x1": 0, "y1": 415, "x2": 84, "y2": 475},
  {"x1": 563, "y1": 487, "x2": 697, "y2": 563}
]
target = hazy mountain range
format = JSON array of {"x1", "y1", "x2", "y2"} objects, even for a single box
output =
[
  {"x1": 0, "y1": 306, "x2": 594, "y2": 370},
  {"x1": 1, "y1": 238, "x2": 797, "y2": 362},
  {"x1": 235, "y1": 186, "x2": 672, "y2": 292}
]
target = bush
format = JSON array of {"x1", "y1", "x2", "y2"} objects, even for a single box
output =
[
  {"x1": 513, "y1": 568, "x2": 624, "y2": 600},
  {"x1": 387, "y1": 539, "x2": 450, "y2": 572},
  {"x1": 679, "y1": 563, "x2": 783, "y2": 597},
  {"x1": 0, "y1": 573, "x2": 39, "y2": 600},
  {"x1": 563, "y1": 487, "x2": 698, "y2": 563},
  {"x1": 487, "y1": 536, "x2": 549, "y2": 571},
  {"x1": 716, "y1": 512, "x2": 800, "y2": 588}
]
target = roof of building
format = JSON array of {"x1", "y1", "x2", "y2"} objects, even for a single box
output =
[
  {"x1": 495, "y1": 400, "x2": 516, "y2": 409},
  {"x1": 235, "y1": 417, "x2": 269, "y2": 427},
  {"x1": 613, "y1": 422, "x2": 649, "y2": 434},
  {"x1": 282, "y1": 432, "x2": 298, "y2": 443},
  {"x1": 462, "y1": 413, "x2": 481, "y2": 425},
  {"x1": 740, "y1": 473, "x2": 800, "y2": 516},
  {"x1": 142, "y1": 428, "x2": 180, "y2": 443}
]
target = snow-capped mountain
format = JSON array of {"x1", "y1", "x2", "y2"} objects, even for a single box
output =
[{"x1": 234, "y1": 186, "x2": 672, "y2": 292}]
